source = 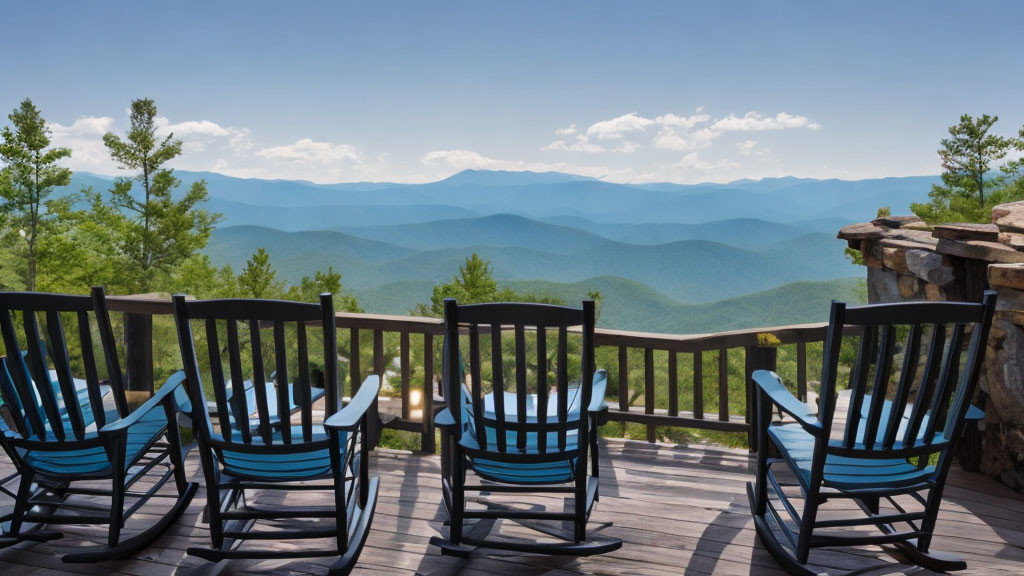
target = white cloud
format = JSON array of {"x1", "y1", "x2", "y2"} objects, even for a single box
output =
[
  {"x1": 737, "y1": 139, "x2": 758, "y2": 156},
  {"x1": 586, "y1": 112, "x2": 656, "y2": 140},
  {"x1": 711, "y1": 111, "x2": 820, "y2": 132},
  {"x1": 617, "y1": 141, "x2": 640, "y2": 153},
  {"x1": 157, "y1": 119, "x2": 231, "y2": 138},
  {"x1": 49, "y1": 116, "x2": 115, "y2": 137},
  {"x1": 542, "y1": 134, "x2": 606, "y2": 153},
  {"x1": 48, "y1": 116, "x2": 117, "y2": 171},
  {"x1": 229, "y1": 129, "x2": 253, "y2": 154},
  {"x1": 553, "y1": 109, "x2": 818, "y2": 157},
  {"x1": 653, "y1": 127, "x2": 707, "y2": 151},
  {"x1": 654, "y1": 113, "x2": 710, "y2": 130},
  {"x1": 256, "y1": 138, "x2": 362, "y2": 164},
  {"x1": 673, "y1": 152, "x2": 739, "y2": 172},
  {"x1": 421, "y1": 149, "x2": 514, "y2": 170},
  {"x1": 555, "y1": 124, "x2": 577, "y2": 135}
]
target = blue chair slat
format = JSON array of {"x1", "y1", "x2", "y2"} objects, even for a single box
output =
[
  {"x1": 769, "y1": 424, "x2": 939, "y2": 491},
  {"x1": 213, "y1": 426, "x2": 347, "y2": 480},
  {"x1": 856, "y1": 393, "x2": 983, "y2": 446}
]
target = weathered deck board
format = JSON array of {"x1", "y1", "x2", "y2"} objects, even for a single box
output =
[{"x1": 2, "y1": 438, "x2": 1023, "y2": 575}]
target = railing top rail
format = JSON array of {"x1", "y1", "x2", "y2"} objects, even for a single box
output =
[
  {"x1": 104, "y1": 293, "x2": 446, "y2": 332},
  {"x1": 334, "y1": 311, "x2": 444, "y2": 334},
  {"x1": 103, "y1": 293, "x2": 842, "y2": 347},
  {"x1": 594, "y1": 322, "x2": 832, "y2": 351}
]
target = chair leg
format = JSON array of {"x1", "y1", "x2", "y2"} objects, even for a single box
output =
[
  {"x1": 8, "y1": 470, "x2": 35, "y2": 535},
  {"x1": 163, "y1": 401, "x2": 189, "y2": 495},
  {"x1": 330, "y1": 432, "x2": 349, "y2": 556},
  {"x1": 108, "y1": 467, "x2": 125, "y2": 547},
  {"x1": 795, "y1": 488, "x2": 821, "y2": 564},
  {"x1": 917, "y1": 487, "x2": 946, "y2": 554},
  {"x1": 859, "y1": 495, "x2": 880, "y2": 515},
  {"x1": 753, "y1": 389, "x2": 771, "y2": 516},
  {"x1": 450, "y1": 442, "x2": 464, "y2": 545},
  {"x1": 200, "y1": 452, "x2": 225, "y2": 549},
  {"x1": 574, "y1": 472, "x2": 586, "y2": 543}
]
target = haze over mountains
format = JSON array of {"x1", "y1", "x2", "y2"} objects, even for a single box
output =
[{"x1": 59, "y1": 169, "x2": 934, "y2": 332}]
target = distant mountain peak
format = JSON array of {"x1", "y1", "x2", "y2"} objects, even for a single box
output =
[{"x1": 439, "y1": 169, "x2": 599, "y2": 186}]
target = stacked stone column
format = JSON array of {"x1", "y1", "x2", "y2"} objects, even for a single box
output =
[{"x1": 839, "y1": 201, "x2": 1024, "y2": 490}]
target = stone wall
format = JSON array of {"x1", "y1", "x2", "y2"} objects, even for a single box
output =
[{"x1": 838, "y1": 201, "x2": 1024, "y2": 491}]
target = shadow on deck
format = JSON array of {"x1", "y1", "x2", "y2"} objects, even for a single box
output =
[{"x1": 2, "y1": 438, "x2": 1023, "y2": 575}]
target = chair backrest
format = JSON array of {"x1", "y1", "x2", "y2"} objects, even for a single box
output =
[
  {"x1": 0, "y1": 287, "x2": 127, "y2": 442},
  {"x1": 817, "y1": 291, "x2": 996, "y2": 459},
  {"x1": 443, "y1": 298, "x2": 596, "y2": 456},
  {"x1": 172, "y1": 293, "x2": 338, "y2": 447}
]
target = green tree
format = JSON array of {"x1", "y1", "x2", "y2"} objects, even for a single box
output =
[
  {"x1": 416, "y1": 253, "x2": 571, "y2": 317},
  {"x1": 286, "y1": 266, "x2": 362, "y2": 312},
  {"x1": 0, "y1": 99, "x2": 72, "y2": 290},
  {"x1": 912, "y1": 114, "x2": 1020, "y2": 223},
  {"x1": 102, "y1": 98, "x2": 219, "y2": 291},
  {"x1": 416, "y1": 253, "x2": 515, "y2": 316},
  {"x1": 237, "y1": 248, "x2": 283, "y2": 298}
]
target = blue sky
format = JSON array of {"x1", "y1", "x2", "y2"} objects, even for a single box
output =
[{"x1": 1, "y1": 0, "x2": 1022, "y2": 184}]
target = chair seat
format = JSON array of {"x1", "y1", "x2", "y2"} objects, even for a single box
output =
[
  {"x1": 461, "y1": 391, "x2": 583, "y2": 484},
  {"x1": 471, "y1": 456, "x2": 578, "y2": 484},
  {"x1": 769, "y1": 424, "x2": 937, "y2": 491},
  {"x1": 20, "y1": 408, "x2": 167, "y2": 477},
  {"x1": 215, "y1": 426, "x2": 348, "y2": 481},
  {"x1": 482, "y1": 387, "x2": 583, "y2": 421}
]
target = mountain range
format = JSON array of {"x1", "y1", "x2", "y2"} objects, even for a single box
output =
[{"x1": 53, "y1": 169, "x2": 928, "y2": 332}]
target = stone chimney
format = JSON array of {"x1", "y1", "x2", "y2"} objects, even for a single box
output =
[{"x1": 838, "y1": 201, "x2": 1024, "y2": 491}]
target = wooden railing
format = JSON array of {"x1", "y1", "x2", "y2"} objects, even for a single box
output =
[
  {"x1": 594, "y1": 324, "x2": 831, "y2": 450},
  {"x1": 104, "y1": 295, "x2": 833, "y2": 453}
]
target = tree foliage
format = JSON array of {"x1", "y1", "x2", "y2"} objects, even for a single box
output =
[
  {"x1": 101, "y1": 98, "x2": 220, "y2": 291},
  {"x1": 0, "y1": 98, "x2": 72, "y2": 290},
  {"x1": 912, "y1": 114, "x2": 1024, "y2": 223},
  {"x1": 416, "y1": 253, "x2": 566, "y2": 317},
  {"x1": 228, "y1": 247, "x2": 362, "y2": 310}
]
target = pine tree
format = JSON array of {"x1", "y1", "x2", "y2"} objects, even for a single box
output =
[
  {"x1": 912, "y1": 114, "x2": 1020, "y2": 223},
  {"x1": 102, "y1": 98, "x2": 219, "y2": 291},
  {"x1": 0, "y1": 99, "x2": 72, "y2": 290},
  {"x1": 237, "y1": 248, "x2": 282, "y2": 298}
]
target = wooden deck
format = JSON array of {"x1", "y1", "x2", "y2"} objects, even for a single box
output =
[{"x1": 2, "y1": 438, "x2": 1024, "y2": 575}]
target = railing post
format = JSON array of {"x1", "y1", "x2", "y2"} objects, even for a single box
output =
[
  {"x1": 617, "y1": 346, "x2": 629, "y2": 413},
  {"x1": 369, "y1": 330, "x2": 384, "y2": 450},
  {"x1": 748, "y1": 335, "x2": 780, "y2": 452},
  {"x1": 124, "y1": 312, "x2": 153, "y2": 393},
  {"x1": 644, "y1": 347, "x2": 655, "y2": 442},
  {"x1": 400, "y1": 332, "x2": 411, "y2": 420},
  {"x1": 422, "y1": 333, "x2": 436, "y2": 453}
]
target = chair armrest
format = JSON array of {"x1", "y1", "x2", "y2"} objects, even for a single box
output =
[
  {"x1": 753, "y1": 370, "x2": 822, "y2": 435},
  {"x1": 588, "y1": 369, "x2": 609, "y2": 414},
  {"x1": 435, "y1": 407, "x2": 456, "y2": 428},
  {"x1": 325, "y1": 375, "x2": 380, "y2": 432},
  {"x1": 100, "y1": 371, "x2": 186, "y2": 436}
]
